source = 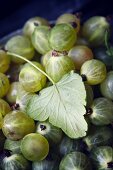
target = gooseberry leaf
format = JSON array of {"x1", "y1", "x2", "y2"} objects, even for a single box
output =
[{"x1": 27, "y1": 71, "x2": 87, "y2": 138}]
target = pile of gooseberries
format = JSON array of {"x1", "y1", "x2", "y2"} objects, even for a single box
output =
[{"x1": 0, "y1": 13, "x2": 113, "y2": 170}]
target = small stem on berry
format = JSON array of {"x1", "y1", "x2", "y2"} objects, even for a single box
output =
[
  {"x1": 7, "y1": 52, "x2": 55, "y2": 85},
  {"x1": 107, "y1": 162, "x2": 113, "y2": 168},
  {"x1": 40, "y1": 124, "x2": 46, "y2": 131},
  {"x1": 81, "y1": 74, "x2": 87, "y2": 82}
]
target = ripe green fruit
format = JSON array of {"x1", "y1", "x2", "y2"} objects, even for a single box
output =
[
  {"x1": 59, "y1": 151, "x2": 92, "y2": 170},
  {"x1": 5, "y1": 35, "x2": 35, "y2": 64},
  {"x1": 83, "y1": 126, "x2": 113, "y2": 150},
  {"x1": 36, "y1": 120, "x2": 63, "y2": 144},
  {"x1": 0, "y1": 73, "x2": 10, "y2": 98},
  {"x1": 0, "y1": 99, "x2": 11, "y2": 117},
  {"x1": 49, "y1": 23, "x2": 77, "y2": 51},
  {"x1": 45, "y1": 51, "x2": 75, "y2": 82},
  {"x1": 100, "y1": 71, "x2": 113, "y2": 100},
  {"x1": 19, "y1": 61, "x2": 47, "y2": 92},
  {"x1": 82, "y1": 16, "x2": 110, "y2": 46},
  {"x1": 56, "y1": 13, "x2": 80, "y2": 33},
  {"x1": 0, "y1": 50, "x2": 10, "y2": 73},
  {"x1": 89, "y1": 97, "x2": 113, "y2": 125},
  {"x1": 91, "y1": 146, "x2": 113, "y2": 169},
  {"x1": 2, "y1": 110, "x2": 35, "y2": 140},
  {"x1": 32, "y1": 26, "x2": 51, "y2": 54},
  {"x1": 21, "y1": 133, "x2": 49, "y2": 161},
  {"x1": 0, "y1": 152, "x2": 30, "y2": 170},
  {"x1": 80, "y1": 59, "x2": 107, "y2": 85},
  {"x1": 59, "y1": 136, "x2": 83, "y2": 156},
  {"x1": 41, "y1": 50, "x2": 52, "y2": 67},
  {"x1": 6, "y1": 82, "x2": 20, "y2": 104},
  {"x1": 68, "y1": 45, "x2": 93, "y2": 70},
  {"x1": 94, "y1": 46, "x2": 113, "y2": 68},
  {"x1": 23, "y1": 17, "x2": 49, "y2": 38},
  {"x1": 4, "y1": 139, "x2": 21, "y2": 154}
]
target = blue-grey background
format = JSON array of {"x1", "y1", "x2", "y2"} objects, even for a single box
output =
[{"x1": 0, "y1": 0, "x2": 112, "y2": 38}]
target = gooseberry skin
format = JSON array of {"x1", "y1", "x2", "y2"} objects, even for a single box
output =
[
  {"x1": 21, "y1": 133, "x2": 49, "y2": 161},
  {"x1": 80, "y1": 59, "x2": 107, "y2": 85},
  {"x1": 19, "y1": 61, "x2": 47, "y2": 93},
  {"x1": 90, "y1": 146, "x2": 113, "y2": 170},
  {"x1": 0, "y1": 99, "x2": 11, "y2": 129},
  {"x1": 49, "y1": 23, "x2": 77, "y2": 51},
  {"x1": 45, "y1": 52, "x2": 75, "y2": 83},
  {"x1": 41, "y1": 50, "x2": 52, "y2": 67},
  {"x1": 5, "y1": 35, "x2": 35, "y2": 64},
  {"x1": 56, "y1": 13, "x2": 80, "y2": 33},
  {"x1": 32, "y1": 159, "x2": 58, "y2": 170},
  {"x1": 0, "y1": 153, "x2": 30, "y2": 170},
  {"x1": 59, "y1": 151, "x2": 92, "y2": 170},
  {"x1": 32, "y1": 26, "x2": 51, "y2": 55},
  {"x1": 36, "y1": 120, "x2": 63, "y2": 144},
  {"x1": 93, "y1": 46, "x2": 113, "y2": 68},
  {"x1": 0, "y1": 73, "x2": 10, "y2": 98},
  {"x1": 68, "y1": 45, "x2": 93, "y2": 70},
  {"x1": 0, "y1": 99, "x2": 11, "y2": 117},
  {"x1": 23, "y1": 17, "x2": 49, "y2": 38},
  {"x1": 0, "y1": 50, "x2": 10, "y2": 73},
  {"x1": 76, "y1": 37, "x2": 89, "y2": 46},
  {"x1": 83, "y1": 126, "x2": 113, "y2": 150},
  {"x1": 82, "y1": 16, "x2": 110, "y2": 46},
  {"x1": 4, "y1": 139, "x2": 21, "y2": 154},
  {"x1": 6, "y1": 82, "x2": 20, "y2": 104},
  {"x1": 59, "y1": 136, "x2": 83, "y2": 157},
  {"x1": 100, "y1": 71, "x2": 113, "y2": 100},
  {"x1": 2, "y1": 110, "x2": 35, "y2": 140},
  {"x1": 89, "y1": 97, "x2": 113, "y2": 126}
]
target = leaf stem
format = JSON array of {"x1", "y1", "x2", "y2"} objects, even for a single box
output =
[
  {"x1": 7, "y1": 52, "x2": 55, "y2": 85},
  {"x1": 105, "y1": 30, "x2": 113, "y2": 56},
  {"x1": 105, "y1": 30, "x2": 110, "y2": 52}
]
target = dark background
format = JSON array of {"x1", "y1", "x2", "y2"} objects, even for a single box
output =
[{"x1": 0, "y1": 0, "x2": 113, "y2": 38}]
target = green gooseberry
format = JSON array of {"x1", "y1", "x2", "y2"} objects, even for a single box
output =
[
  {"x1": 91, "y1": 146, "x2": 113, "y2": 169},
  {"x1": 0, "y1": 50, "x2": 10, "y2": 73},
  {"x1": 49, "y1": 23, "x2": 77, "y2": 51},
  {"x1": 80, "y1": 59, "x2": 107, "y2": 85},
  {"x1": 83, "y1": 126, "x2": 113, "y2": 150},
  {"x1": 68, "y1": 45, "x2": 93, "y2": 70},
  {"x1": 36, "y1": 120, "x2": 63, "y2": 144},
  {"x1": 6, "y1": 82, "x2": 20, "y2": 104},
  {"x1": 0, "y1": 152, "x2": 30, "y2": 170},
  {"x1": 0, "y1": 98, "x2": 11, "y2": 117},
  {"x1": 4, "y1": 138, "x2": 21, "y2": 154},
  {"x1": 56, "y1": 13, "x2": 80, "y2": 33},
  {"x1": 32, "y1": 26, "x2": 51, "y2": 54},
  {"x1": 59, "y1": 135, "x2": 83, "y2": 156},
  {"x1": 19, "y1": 61, "x2": 47, "y2": 92},
  {"x1": 59, "y1": 151, "x2": 92, "y2": 170},
  {"x1": 23, "y1": 17, "x2": 49, "y2": 38},
  {"x1": 5, "y1": 35, "x2": 35, "y2": 64},
  {"x1": 2, "y1": 110, "x2": 35, "y2": 140},
  {"x1": 45, "y1": 51, "x2": 75, "y2": 83},
  {"x1": 41, "y1": 50, "x2": 52, "y2": 67},
  {"x1": 0, "y1": 73, "x2": 10, "y2": 98},
  {"x1": 100, "y1": 71, "x2": 113, "y2": 100},
  {"x1": 89, "y1": 97, "x2": 113, "y2": 126},
  {"x1": 82, "y1": 16, "x2": 110, "y2": 46},
  {"x1": 21, "y1": 133, "x2": 49, "y2": 161}
]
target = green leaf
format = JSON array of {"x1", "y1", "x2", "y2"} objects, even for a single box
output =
[{"x1": 27, "y1": 71, "x2": 87, "y2": 138}]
